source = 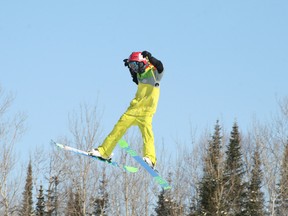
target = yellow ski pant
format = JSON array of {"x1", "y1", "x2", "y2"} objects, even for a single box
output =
[{"x1": 97, "y1": 113, "x2": 156, "y2": 165}]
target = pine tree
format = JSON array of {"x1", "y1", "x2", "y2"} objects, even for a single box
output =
[
  {"x1": 188, "y1": 191, "x2": 200, "y2": 216},
  {"x1": 36, "y1": 185, "x2": 45, "y2": 216},
  {"x1": 198, "y1": 121, "x2": 224, "y2": 216},
  {"x1": 65, "y1": 188, "x2": 83, "y2": 216},
  {"x1": 223, "y1": 122, "x2": 246, "y2": 215},
  {"x1": 21, "y1": 160, "x2": 34, "y2": 216},
  {"x1": 246, "y1": 150, "x2": 265, "y2": 216},
  {"x1": 275, "y1": 142, "x2": 288, "y2": 215},
  {"x1": 155, "y1": 189, "x2": 171, "y2": 216},
  {"x1": 74, "y1": 191, "x2": 83, "y2": 216},
  {"x1": 92, "y1": 169, "x2": 109, "y2": 216},
  {"x1": 66, "y1": 188, "x2": 76, "y2": 216},
  {"x1": 45, "y1": 176, "x2": 59, "y2": 216},
  {"x1": 155, "y1": 172, "x2": 183, "y2": 216}
]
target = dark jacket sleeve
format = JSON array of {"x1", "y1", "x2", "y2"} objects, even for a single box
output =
[
  {"x1": 129, "y1": 69, "x2": 138, "y2": 85},
  {"x1": 149, "y1": 56, "x2": 164, "y2": 73}
]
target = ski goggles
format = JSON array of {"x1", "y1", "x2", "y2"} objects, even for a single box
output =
[
  {"x1": 128, "y1": 61, "x2": 140, "y2": 72},
  {"x1": 128, "y1": 61, "x2": 146, "y2": 73}
]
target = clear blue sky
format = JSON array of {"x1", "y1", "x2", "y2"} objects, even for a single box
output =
[{"x1": 1, "y1": 0, "x2": 287, "y2": 162}]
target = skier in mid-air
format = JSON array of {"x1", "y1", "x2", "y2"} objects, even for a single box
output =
[{"x1": 88, "y1": 51, "x2": 164, "y2": 169}]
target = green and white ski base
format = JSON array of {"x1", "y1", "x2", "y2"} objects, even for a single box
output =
[
  {"x1": 118, "y1": 139, "x2": 171, "y2": 190},
  {"x1": 52, "y1": 140, "x2": 138, "y2": 173}
]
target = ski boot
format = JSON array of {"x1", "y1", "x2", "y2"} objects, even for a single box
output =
[
  {"x1": 143, "y1": 157, "x2": 157, "y2": 171},
  {"x1": 88, "y1": 148, "x2": 113, "y2": 162}
]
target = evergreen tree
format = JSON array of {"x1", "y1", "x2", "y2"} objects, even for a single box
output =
[
  {"x1": 45, "y1": 187, "x2": 53, "y2": 216},
  {"x1": 74, "y1": 191, "x2": 83, "y2": 216},
  {"x1": 223, "y1": 122, "x2": 246, "y2": 215},
  {"x1": 65, "y1": 188, "x2": 83, "y2": 216},
  {"x1": 246, "y1": 150, "x2": 265, "y2": 216},
  {"x1": 36, "y1": 185, "x2": 45, "y2": 216},
  {"x1": 155, "y1": 189, "x2": 171, "y2": 216},
  {"x1": 198, "y1": 121, "x2": 224, "y2": 216},
  {"x1": 188, "y1": 193, "x2": 200, "y2": 216},
  {"x1": 66, "y1": 188, "x2": 76, "y2": 216},
  {"x1": 188, "y1": 172, "x2": 200, "y2": 216},
  {"x1": 155, "y1": 172, "x2": 183, "y2": 216},
  {"x1": 275, "y1": 142, "x2": 288, "y2": 215},
  {"x1": 45, "y1": 176, "x2": 59, "y2": 216},
  {"x1": 21, "y1": 160, "x2": 34, "y2": 216},
  {"x1": 92, "y1": 169, "x2": 109, "y2": 216}
]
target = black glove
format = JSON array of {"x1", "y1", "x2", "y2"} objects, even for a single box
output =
[
  {"x1": 123, "y1": 59, "x2": 129, "y2": 67},
  {"x1": 141, "y1": 51, "x2": 152, "y2": 60}
]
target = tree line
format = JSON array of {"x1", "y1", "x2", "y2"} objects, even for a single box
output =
[{"x1": 1, "y1": 87, "x2": 288, "y2": 215}]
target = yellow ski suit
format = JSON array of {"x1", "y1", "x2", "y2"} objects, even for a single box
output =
[{"x1": 97, "y1": 64, "x2": 163, "y2": 165}]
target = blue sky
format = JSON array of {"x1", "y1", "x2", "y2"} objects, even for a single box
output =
[{"x1": 1, "y1": 0, "x2": 287, "y2": 162}]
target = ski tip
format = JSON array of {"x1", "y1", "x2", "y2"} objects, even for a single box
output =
[
  {"x1": 118, "y1": 139, "x2": 129, "y2": 148},
  {"x1": 163, "y1": 185, "x2": 172, "y2": 190},
  {"x1": 124, "y1": 166, "x2": 138, "y2": 173},
  {"x1": 52, "y1": 141, "x2": 64, "y2": 149},
  {"x1": 56, "y1": 143, "x2": 64, "y2": 149},
  {"x1": 50, "y1": 140, "x2": 65, "y2": 149}
]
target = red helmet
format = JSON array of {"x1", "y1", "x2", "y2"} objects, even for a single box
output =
[
  {"x1": 128, "y1": 52, "x2": 148, "y2": 73},
  {"x1": 128, "y1": 52, "x2": 148, "y2": 64}
]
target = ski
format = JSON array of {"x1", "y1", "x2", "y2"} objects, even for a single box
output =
[
  {"x1": 118, "y1": 139, "x2": 171, "y2": 190},
  {"x1": 51, "y1": 140, "x2": 138, "y2": 173}
]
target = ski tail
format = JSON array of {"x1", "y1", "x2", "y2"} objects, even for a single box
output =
[{"x1": 118, "y1": 139, "x2": 171, "y2": 190}]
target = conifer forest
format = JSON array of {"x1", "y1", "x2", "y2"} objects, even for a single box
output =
[{"x1": 1, "y1": 88, "x2": 288, "y2": 216}]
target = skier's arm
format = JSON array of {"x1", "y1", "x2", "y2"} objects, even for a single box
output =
[
  {"x1": 129, "y1": 69, "x2": 138, "y2": 85},
  {"x1": 142, "y1": 51, "x2": 164, "y2": 73},
  {"x1": 124, "y1": 58, "x2": 138, "y2": 85}
]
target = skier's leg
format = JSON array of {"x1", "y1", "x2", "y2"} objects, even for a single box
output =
[
  {"x1": 137, "y1": 115, "x2": 156, "y2": 165},
  {"x1": 98, "y1": 114, "x2": 135, "y2": 158}
]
